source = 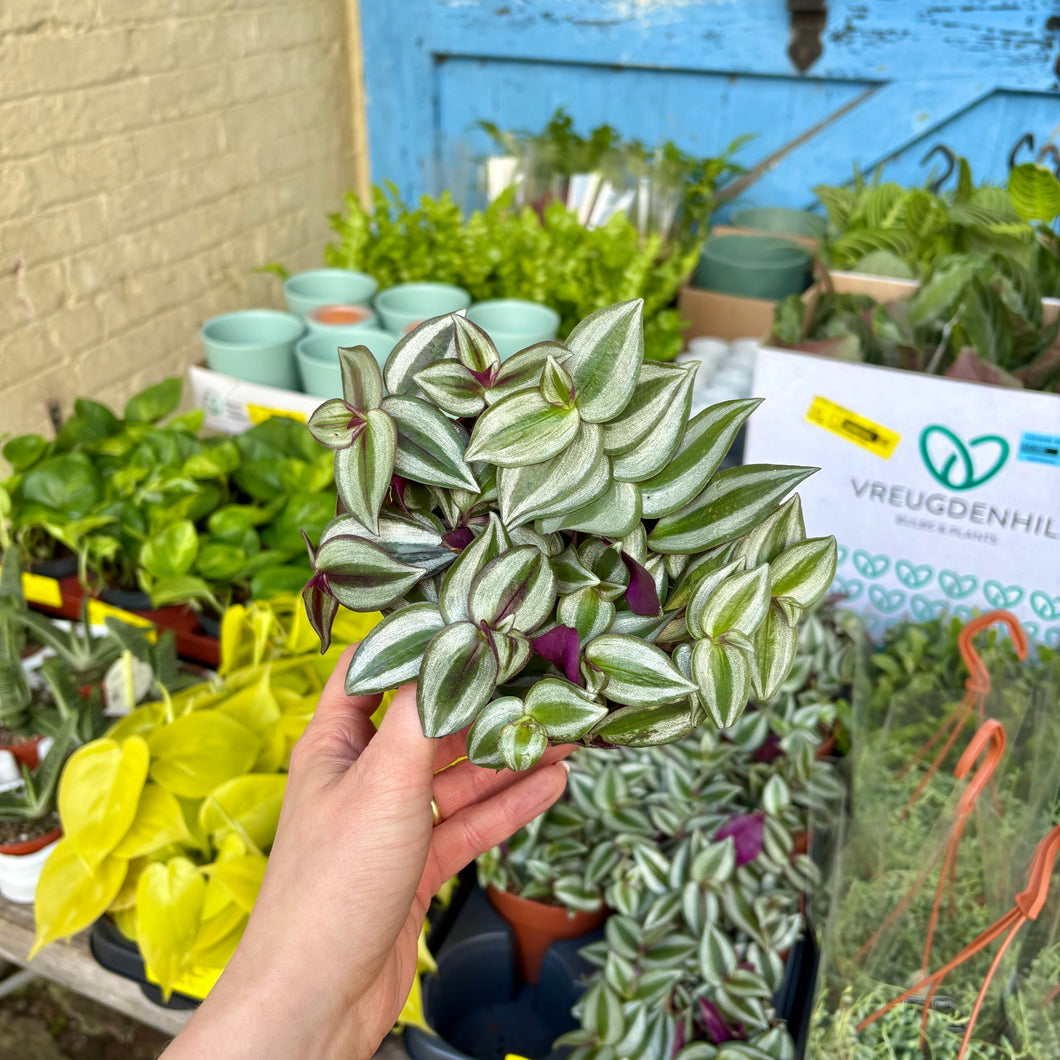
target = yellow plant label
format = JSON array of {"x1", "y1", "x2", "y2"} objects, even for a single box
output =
[
  {"x1": 805, "y1": 395, "x2": 899, "y2": 459},
  {"x1": 21, "y1": 572, "x2": 63, "y2": 608},
  {"x1": 86, "y1": 600, "x2": 158, "y2": 642},
  {"x1": 245, "y1": 403, "x2": 307, "y2": 425}
]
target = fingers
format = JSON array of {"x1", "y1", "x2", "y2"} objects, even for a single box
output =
[
  {"x1": 295, "y1": 644, "x2": 381, "y2": 779},
  {"x1": 423, "y1": 761, "x2": 569, "y2": 892},
  {"x1": 431, "y1": 744, "x2": 575, "y2": 821},
  {"x1": 357, "y1": 683, "x2": 437, "y2": 796}
]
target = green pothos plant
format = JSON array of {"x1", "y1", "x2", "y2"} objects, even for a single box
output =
[{"x1": 300, "y1": 301, "x2": 837, "y2": 768}]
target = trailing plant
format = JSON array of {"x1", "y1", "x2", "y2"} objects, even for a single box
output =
[
  {"x1": 770, "y1": 256, "x2": 1060, "y2": 392},
  {"x1": 301, "y1": 302, "x2": 837, "y2": 767},
  {"x1": 1, "y1": 381, "x2": 336, "y2": 612},
  {"x1": 324, "y1": 184, "x2": 701, "y2": 362}
]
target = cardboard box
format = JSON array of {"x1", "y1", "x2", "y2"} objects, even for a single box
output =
[
  {"x1": 745, "y1": 342, "x2": 1060, "y2": 642},
  {"x1": 188, "y1": 364, "x2": 321, "y2": 434}
]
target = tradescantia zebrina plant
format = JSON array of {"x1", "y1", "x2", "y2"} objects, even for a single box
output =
[{"x1": 300, "y1": 301, "x2": 838, "y2": 769}]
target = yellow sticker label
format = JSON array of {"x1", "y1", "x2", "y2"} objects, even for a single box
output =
[
  {"x1": 245, "y1": 403, "x2": 307, "y2": 425},
  {"x1": 805, "y1": 396, "x2": 900, "y2": 458},
  {"x1": 21, "y1": 572, "x2": 63, "y2": 608},
  {"x1": 0, "y1": 568, "x2": 64, "y2": 608},
  {"x1": 86, "y1": 600, "x2": 158, "y2": 642}
]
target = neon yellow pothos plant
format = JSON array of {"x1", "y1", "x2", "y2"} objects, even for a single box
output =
[{"x1": 32, "y1": 601, "x2": 382, "y2": 1001}]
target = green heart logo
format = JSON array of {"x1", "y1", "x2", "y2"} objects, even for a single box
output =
[
  {"x1": 983, "y1": 581, "x2": 1024, "y2": 609},
  {"x1": 853, "y1": 550, "x2": 890, "y2": 579},
  {"x1": 1023, "y1": 622, "x2": 1039, "y2": 640},
  {"x1": 939, "y1": 570, "x2": 978, "y2": 599},
  {"x1": 953, "y1": 605, "x2": 975, "y2": 622},
  {"x1": 910, "y1": 595, "x2": 946, "y2": 621},
  {"x1": 836, "y1": 545, "x2": 848, "y2": 567},
  {"x1": 895, "y1": 560, "x2": 933, "y2": 589},
  {"x1": 869, "y1": 585, "x2": 906, "y2": 614},
  {"x1": 1046, "y1": 628, "x2": 1060, "y2": 649},
  {"x1": 831, "y1": 576, "x2": 863, "y2": 601},
  {"x1": 919, "y1": 426, "x2": 1009, "y2": 491},
  {"x1": 1030, "y1": 591, "x2": 1060, "y2": 621}
]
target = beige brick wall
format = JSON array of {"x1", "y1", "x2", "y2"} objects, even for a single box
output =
[{"x1": 0, "y1": 0, "x2": 365, "y2": 440}]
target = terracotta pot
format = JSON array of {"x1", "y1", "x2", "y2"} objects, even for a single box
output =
[
  {"x1": 0, "y1": 826, "x2": 62, "y2": 857},
  {"x1": 1, "y1": 736, "x2": 43, "y2": 772},
  {"x1": 487, "y1": 885, "x2": 607, "y2": 984}
]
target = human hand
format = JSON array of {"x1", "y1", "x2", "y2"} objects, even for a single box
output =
[{"x1": 165, "y1": 643, "x2": 571, "y2": 1059}]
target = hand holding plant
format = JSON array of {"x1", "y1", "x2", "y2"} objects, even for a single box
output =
[{"x1": 164, "y1": 649, "x2": 571, "y2": 1060}]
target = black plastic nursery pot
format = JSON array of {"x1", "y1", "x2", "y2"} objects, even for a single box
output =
[
  {"x1": 404, "y1": 886, "x2": 597, "y2": 1060},
  {"x1": 90, "y1": 917, "x2": 201, "y2": 1011}
]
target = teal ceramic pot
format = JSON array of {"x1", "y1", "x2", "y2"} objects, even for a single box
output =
[
  {"x1": 304, "y1": 304, "x2": 377, "y2": 335},
  {"x1": 295, "y1": 328, "x2": 400, "y2": 397},
  {"x1": 374, "y1": 283, "x2": 471, "y2": 336},
  {"x1": 201, "y1": 310, "x2": 305, "y2": 390},
  {"x1": 466, "y1": 299, "x2": 561, "y2": 360},
  {"x1": 283, "y1": 269, "x2": 378, "y2": 318},
  {"x1": 730, "y1": 207, "x2": 825, "y2": 239},
  {"x1": 694, "y1": 235, "x2": 812, "y2": 301}
]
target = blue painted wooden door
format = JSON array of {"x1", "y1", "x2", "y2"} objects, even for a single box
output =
[{"x1": 359, "y1": 1, "x2": 1060, "y2": 213}]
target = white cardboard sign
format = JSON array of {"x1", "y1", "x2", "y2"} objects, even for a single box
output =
[{"x1": 745, "y1": 347, "x2": 1060, "y2": 644}]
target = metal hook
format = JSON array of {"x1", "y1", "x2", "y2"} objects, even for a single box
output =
[
  {"x1": 1037, "y1": 143, "x2": 1060, "y2": 179},
  {"x1": 1008, "y1": 132, "x2": 1035, "y2": 170},
  {"x1": 920, "y1": 144, "x2": 957, "y2": 193}
]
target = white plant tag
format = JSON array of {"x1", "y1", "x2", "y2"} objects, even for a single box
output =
[{"x1": 103, "y1": 652, "x2": 154, "y2": 716}]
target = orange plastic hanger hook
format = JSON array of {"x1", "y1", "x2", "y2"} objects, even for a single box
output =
[
  {"x1": 858, "y1": 825, "x2": 1060, "y2": 1060},
  {"x1": 957, "y1": 610, "x2": 1028, "y2": 698},
  {"x1": 952, "y1": 719, "x2": 1005, "y2": 819}
]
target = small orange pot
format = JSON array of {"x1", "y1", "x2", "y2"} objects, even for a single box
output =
[
  {"x1": 0, "y1": 826, "x2": 62, "y2": 857},
  {"x1": 487, "y1": 885, "x2": 607, "y2": 984}
]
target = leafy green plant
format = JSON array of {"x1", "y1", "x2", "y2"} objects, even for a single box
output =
[
  {"x1": 324, "y1": 184, "x2": 701, "y2": 362},
  {"x1": 302, "y1": 302, "x2": 837, "y2": 767},
  {"x1": 770, "y1": 256, "x2": 1060, "y2": 392},
  {"x1": 2, "y1": 382, "x2": 335, "y2": 613},
  {"x1": 0, "y1": 715, "x2": 76, "y2": 827}
]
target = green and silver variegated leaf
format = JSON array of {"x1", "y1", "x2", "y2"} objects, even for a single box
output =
[
  {"x1": 413, "y1": 360, "x2": 486, "y2": 418},
  {"x1": 583, "y1": 635, "x2": 695, "y2": 706},
  {"x1": 603, "y1": 360, "x2": 694, "y2": 457},
  {"x1": 580, "y1": 981, "x2": 626, "y2": 1046},
  {"x1": 313, "y1": 534, "x2": 425, "y2": 612},
  {"x1": 438, "y1": 513, "x2": 512, "y2": 623},
  {"x1": 589, "y1": 700, "x2": 698, "y2": 746},
  {"x1": 383, "y1": 313, "x2": 460, "y2": 396},
  {"x1": 749, "y1": 601, "x2": 799, "y2": 701},
  {"x1": 344, "y1": 603, "x2": 445, "y2": 695},
  {"x1": 493, "y1": 629, "x2": 532, "y2": 684},
  {"x1": 453, "y1": 314, "x2": 500, "y2": 378},
  {"x1": 692, "y1": 639, "x2": 750, "y2": 729},
  {"x1": 301, "y1": 579, "x2": 338, "y2": 653},
  {"x1": 466, "y1": 696, "x2": 525, "y2": 769},
  {"x1": 307, "y1": 399, "x2": 358, "y2": 450},
  {"x1": 417, "y1": 621, "x2": 499, "y2": 737},
  {"x1": 694, "y1": 564, "x2": 772, "y2": 640},
  {"x1": 319, "y1": 511, "x2": 454, "y2": 574},
  {"x1": 731, "y1": 494, "x2": 806, "y2": 567},
  {"x1": 768, "y1": 536, "x2": 837, "y2": 609},
  {"x1": 508, "y1": 525, "x2": 562, "y2": 556},
  {"x1": 465, "y1": 388, "x2": 580, "y2": 467},
  {"x1": 564, "y1": 300, "x2": 643, "y2": 424},
  {"x1": 649, "y1": 464, "x2": 816, "y2": 555},
  {"x1": 467, "y1": 545, "x2": 556, "y2": 633},
  {"x1": 498, "y1": 716, "x2": 548, "y2": 771},
  {"x1": 484, "y1": 341, "x2": 568, "y2": 405},
  {"x1": 640, "y1": 398, "x2": 762, "y2": 518},
  {"x1": 538, "y1": 476, "x2": 641, "y2": 539},
  {"x1": 664, "y1": 545, "x2": 740, "y2": 612},
  {"x1": 338, "y1": 344, "x2": 384, "y2": 410},
  {"x1": 557, "y1": 587, "x2": 614, "y2": 643},
  {"x1": 524, "y1": 677, "x2": 608, "y2": 741},
  {"x1": 497, "y1": 421, "x2": 605, "y2": 527},
  {"x1": 684, "y1": 559, "x2": 745, "y2": 638},
  {"x1": 608, "y1": 611, "x2": 669, "y2": 641},
  {"x1": 540, "y1": 355, "x2": 576, "y2": 408},
  {"x1": 382, "y1": 395, "x2": 480, "y2": 491},
  {"x1": 551, "y1": 544, "x2": 600, "y2": 595},
  {"x1": 333, "y1": 408, "x2": 396, "y2": 535}
]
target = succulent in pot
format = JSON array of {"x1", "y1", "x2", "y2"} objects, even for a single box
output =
[{"x1": 301, "y1": 301, "x2": 837, "y2": 767}]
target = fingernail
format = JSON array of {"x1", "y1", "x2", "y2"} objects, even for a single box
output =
[{"x1": 558, "y1": 760, "x2": 571, "y2": 776}]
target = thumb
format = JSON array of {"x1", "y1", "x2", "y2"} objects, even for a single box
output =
[{"x1": 359, "y1": 684, "x2": 437, "y2": 794}]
